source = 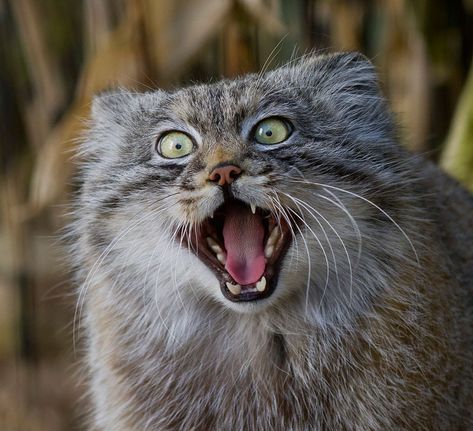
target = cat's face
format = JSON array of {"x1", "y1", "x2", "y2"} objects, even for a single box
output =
[{"x1": 80, "y1": 53, "x2": 411, "y2": 318}]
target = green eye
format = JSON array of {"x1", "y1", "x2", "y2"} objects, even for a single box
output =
[
  {"x1": 158, "y1": 132, "x2": 194, "y2": 159},
  {"x1": 254, "y1": 117, "x2": 291, "y2": 145}
]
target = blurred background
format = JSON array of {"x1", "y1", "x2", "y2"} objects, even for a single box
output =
[{"x1": 1, "y1": 0, "x2": 472, "y2": 429}]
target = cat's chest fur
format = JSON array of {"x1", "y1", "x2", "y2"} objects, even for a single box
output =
[{"x1": 86, "y1": 255, "x2": 456, "y2": 430}]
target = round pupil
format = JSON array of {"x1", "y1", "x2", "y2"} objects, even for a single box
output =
[
  {"x1": 265, "y1": 130, "x2": 272, "y2": 137},
  {"x1": 175, "y1": 143, "x2": 182, "y2": 150}
]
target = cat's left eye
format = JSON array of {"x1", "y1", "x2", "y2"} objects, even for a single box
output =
[
  {"x1": 254, "y1": 117, "x2": 291, "y2": 145},
  {"x1": 158, "y1": 131, "x2": 194, "y2": 159}
]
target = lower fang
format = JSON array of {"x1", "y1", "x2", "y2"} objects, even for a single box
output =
[
  {"x1": 226, "y1": 282, "x2": 241, "y2": 295},
  {"x1": 264, "y1": 245, "x2": 274, "y2": 259},
  {"x1": 217, "y1": 253, "x2": 226, "y2": 264},
  {"x1": 256, "y1": 276, "x2": 267, "y2": 292}
]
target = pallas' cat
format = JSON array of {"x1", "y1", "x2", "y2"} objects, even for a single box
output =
[{"x1": 72, "y1": 53, "x2": 473, "y2": 430}]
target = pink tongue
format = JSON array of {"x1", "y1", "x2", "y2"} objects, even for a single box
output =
[{"x1": 223, "y1": 204, "x2": 266, "y2": 286}]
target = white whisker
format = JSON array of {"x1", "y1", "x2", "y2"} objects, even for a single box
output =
[
  {"x1": 316, "y1": 190, "x2": 363, "y2": 264},
  {"x1": 284, "y1": 175, "x2": 420, "y2": 265},
  {"x1": 283, "y1": 204, "x2": 330, "y2": 315},
  {"x1": 288, "y1": 194, "x2": 354, "y2": 305}
]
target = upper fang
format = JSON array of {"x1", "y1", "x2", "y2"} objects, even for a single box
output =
[
  {"x1": 206, "y1": 237, "x2": 223, "y2": 254},
  {"x1": 250, "y1": 203, "x2": 256, "y2": 214}
]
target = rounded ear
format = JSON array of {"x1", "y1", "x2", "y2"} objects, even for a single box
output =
[
  {"x1": 295, "y1": 52, "x2": 396, "y2": 144},
  {"x1": 329, "y1": 52, "x2": 379, "y2": 91},
  {"x1": 299, "y1": 51, "x2": 386, "y2": 110},
  {"x1": 81, "y1": 89, "x2": 139, "y2": 158},
  {"x1": 91, "y1": 89, "x2": 167, "y2": 125},
  {"x1": 91, "y1": 89, "x2": 138, "y2": 124},
  {"x1": 302, "y1": 51, "x2": 380, "y2": 96},
  {"x1": 84, "y1": 89, "x2": 167, "y2": 158}
]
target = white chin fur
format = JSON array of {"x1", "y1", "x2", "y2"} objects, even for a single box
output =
[{"x1": 218, "y1": 294, "x2": 275, "y2": 314}]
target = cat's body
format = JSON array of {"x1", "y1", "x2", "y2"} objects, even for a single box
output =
[{"x1": 72, "y1": 53, "x2": 473, "y2": 430}]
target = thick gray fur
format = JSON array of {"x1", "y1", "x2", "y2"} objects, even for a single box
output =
[{"x1": 70, "y1": 52, "x2": 473, "y2": 430}]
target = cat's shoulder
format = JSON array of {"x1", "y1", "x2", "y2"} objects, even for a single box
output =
[{"x1": 422, "y1": 160, "x2": 473, "y2": 291}]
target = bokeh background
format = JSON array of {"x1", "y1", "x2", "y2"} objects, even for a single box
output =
[{"x1": 1, "y1": 0, "x2": 473, "y2": 429}]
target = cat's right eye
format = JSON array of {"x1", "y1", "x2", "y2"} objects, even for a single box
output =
[{"x1": 157, "y1": 131, "x2": 195, "y2": 159}]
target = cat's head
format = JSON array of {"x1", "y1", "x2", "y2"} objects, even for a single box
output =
[{"x1": 78, "y1": 52, "x2": 417, "y2": 320}]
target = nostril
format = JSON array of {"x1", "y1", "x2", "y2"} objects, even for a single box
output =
[
  {"x1": 209, "y1": 171, "x2": 220, "y2": 182},
  {"x1": 229, "y1": 169, "x2": 239, "y2": 179}
]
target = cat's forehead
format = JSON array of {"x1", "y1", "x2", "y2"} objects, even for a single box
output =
[
  {"x1": 163, "y1": 70, "x2": 297, "y2": 127},
  {"x1": 170, "y1": 76, "x2": 267, "y2": 122}
]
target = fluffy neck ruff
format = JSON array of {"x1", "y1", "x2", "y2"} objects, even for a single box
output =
[{"x1": 85, "y1": 248, "x2": 458, "y2": 430}]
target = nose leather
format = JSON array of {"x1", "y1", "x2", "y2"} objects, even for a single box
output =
[{"x1": 209, "y1": 164, "x2": 242, "y2": 186}]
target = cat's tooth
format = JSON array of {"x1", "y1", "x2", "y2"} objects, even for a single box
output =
[
  {"x1": 206, "y1": 236, "x2": 218, "y2": 247},
  {"x1": 217, "y1": 253, "x2": 226, "y2": 265},
  {"x1": 206, "y1": 237, "x2": 223, "y2": 254},
  {"x1": 266, "y1": 227, "x2": 280, "y2": 247},
  {"x1": 226, "y1": 282, "x2": 241, "y2": 295},
  {"x1": 256, "y1": 276, "x2": 267, "y2": 292},
  {"x1": 264, "y1": 245, "x2": 274, "y2": 259},
  {"x1": 265, "y1": 227, "x2": 280, "y2": 258},
  {"x1": 250, "y1": 203, "x2": 256, "y2": 214}
]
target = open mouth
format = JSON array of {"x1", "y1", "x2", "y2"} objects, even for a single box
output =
[{"x1": 180, "y1": 199, "x2": 293, "y2": 302}]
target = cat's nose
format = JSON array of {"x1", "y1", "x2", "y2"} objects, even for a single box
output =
[{"x1": 209, "y1": 163, "x2": 242, "y2": 186}]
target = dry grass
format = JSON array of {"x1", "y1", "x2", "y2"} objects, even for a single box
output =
[{"x1": 1, "y1": 1, "x2": 472, "y2": 429}]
